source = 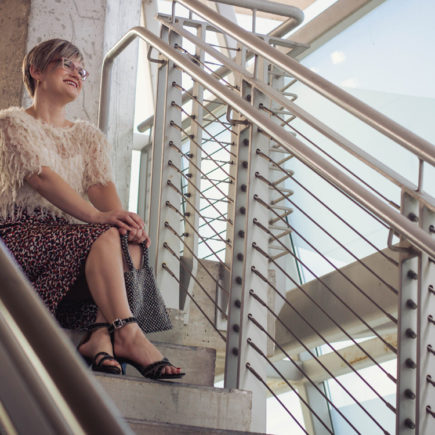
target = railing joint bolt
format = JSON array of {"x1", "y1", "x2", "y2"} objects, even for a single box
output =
[
  {"x1": 232, "y1": 324, "x2": 240, "y2": 332},
  {"x1": 232, "y1": 347, "x2": 239, "y2": 356},
  {"x1": 234, "y1": 299, "x2": 241, "y2": 308},
  {"x1": 427, "y1": 344, "x2": 435, "y2": 355},
  {"x1": 238, "y1": 230, "x2": 245, "y2": 238},
  {"x1": 235, "y1": 276, "x2": 242, "y2": 285},
  {"x1": 405, "y1": 358, "x2": 416, "y2": 369},
  {"x1": 406, "y1": 299, "x2": 417, "y2": 309},
  {"x1": 407, "y1": 270, "x2": 418, "y2": 280},
  {"x1": 237, "y1": 253, "x2": 244, "y2": 261},
  {"x1": 240, "y1": 206, "x2": 246, "y2": 215},
  {"x1": 429, "y1": 285, "x2": 435, "y2": 295},
  {"x1": 428, "y1": 315, "x2": 435, "y2": 325},
  {"x1": 407, "y1": 212, "x2": 418, "y2": 222},
  {"x1": 243, "y1": 138, "x2": 249, "y2": 146},
  {"x1": 241, "y1": 184, "x2": 247, "y2": 192},
  {"x1": 405, "y1": 328, "x2": 417, "y2": 339},
  {"x1": 427, "y1": 406, "x2": 435, "y2": 418},
  {"x1": 404, "y1": 418, "x2": 415, "y2": 429},
  {"x1": 246, "y1": 94, "x2": 251, "y2": 102},
  {"x1": 429, "y1": 224, "x2": 435, "y2": 233},
  {"x1": 404, "y1": 389, "x2": 416, "y2": 399},
  {"x1": 242, "y1": 161, "x2": 248, "y2": 169},
  {"x1": 184, "y1": 212, "x2": 191, "y2": 217}
]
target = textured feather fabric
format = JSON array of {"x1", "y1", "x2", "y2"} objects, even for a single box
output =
[
  {"x1": 0, "y1": 106, "x2": 113, "y2": 223},
  {"x1": 121, "y1": 234, "x2": 172, "y2": 334}
]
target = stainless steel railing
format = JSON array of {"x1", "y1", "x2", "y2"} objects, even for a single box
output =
[
  {"x1": 177, "y1": 0, "x2": 435, "y2": 168},
  {"x1": 99, "y1": 1, "x2": 435, "y2": 432},
  {"x1": 99, "y1": 25, "x2": 434, "y2": 258}
]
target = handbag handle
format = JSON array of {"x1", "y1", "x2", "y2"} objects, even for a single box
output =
[{"x1": 120, "y1": 232, "x2": 149, "y2": 271}]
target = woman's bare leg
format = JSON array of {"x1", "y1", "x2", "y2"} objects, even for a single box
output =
[
  {"x1": 83, "y1": 227, "x2": 180, "y2": 375},
  {"x1": 77, "y1": 309, "x2": 121, "y2": 371}
]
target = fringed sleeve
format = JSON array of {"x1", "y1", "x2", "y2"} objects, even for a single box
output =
[
  {"x1": 82, "y1": 123, "x2": 114, "y2": 192},
  {"x1": 0, "y1": 111, "x2": 51, "y2": 201}
]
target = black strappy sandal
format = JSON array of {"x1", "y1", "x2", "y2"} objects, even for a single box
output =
[
  {"x1": 110, "y1": 317, "x2": 185, "y2": 380},
  {"x1": 78, "y1": 322, "x2": 122, "y2": 375}
]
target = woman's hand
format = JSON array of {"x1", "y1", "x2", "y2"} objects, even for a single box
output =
[
  {"x1": 94, "y1": 209, "x2": 151, "y2": 247},
  {"x1": 120, "y1": 226, "x2": 151, "y2": 247}
]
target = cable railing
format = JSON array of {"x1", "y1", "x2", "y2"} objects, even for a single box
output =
[{"x1": 99, "y1": 1, "x2": 435, "y2": 432}]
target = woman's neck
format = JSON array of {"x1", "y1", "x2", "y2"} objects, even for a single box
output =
[{"x1": 26, "y1": 97, "x2": 71, "y2": 128}]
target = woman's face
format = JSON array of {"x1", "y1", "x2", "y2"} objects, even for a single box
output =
[{"x1": 33, "y1": 56, "x2": 86, "y2": 102}]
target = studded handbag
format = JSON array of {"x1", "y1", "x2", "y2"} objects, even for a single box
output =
[{"x1": 120, "y1": 233, "x2": 172, "y2": 334}]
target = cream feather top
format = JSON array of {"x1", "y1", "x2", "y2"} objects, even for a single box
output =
[{"x1": 0, "y1": 107, "x2": 113, "y2": 223}]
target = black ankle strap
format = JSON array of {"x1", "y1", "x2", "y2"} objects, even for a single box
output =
[
  {"x1": 87, "y1": 322, "x2": 110, "y2": 332},
  {"x1": 109, "y1": 317, "x2": 137, "y2": 333}
]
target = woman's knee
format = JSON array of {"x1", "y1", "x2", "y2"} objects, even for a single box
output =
[{"x1": 90, "y1": 227, "x2": 120, "y2": 253}]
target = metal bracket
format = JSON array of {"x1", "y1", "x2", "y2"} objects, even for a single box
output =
[
  {"x1": 417, "y1": 159, "x2": 424, "y2": 193},
  {"x1": 388, "y1": 228, "x2": 416, "y2": 255},
  {"x1": 147, "y1": 46, "x2": 166, "y2": 64},
  {"x1": 226, "y1": 106, "x2": 249, "y2": 126}
]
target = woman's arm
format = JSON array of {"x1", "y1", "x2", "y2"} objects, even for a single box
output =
[
  {"x1": 26, "y1": 166, "x2": 142, "y2": 231},
  {"x1": 87, "y1": 182, "x2": 122, "y2": 211},
  {"x1": 87, "y1": 182, "x2": 150, "y2": 246}
]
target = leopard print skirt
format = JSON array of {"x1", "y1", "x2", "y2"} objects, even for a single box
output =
[{"x1": 0, "y1": 207, "x2": 112, "y2": 329}]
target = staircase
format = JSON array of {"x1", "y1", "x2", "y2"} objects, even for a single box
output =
[
  {"x1": 1, "y1": 1, "x2": 434, "y2": 434},
  {"x1": 64, "y1": 330, "x2": 253, "y2": 433},
  {"x1": 99, "y1": 0, "x2": 434, "y2": 433}
]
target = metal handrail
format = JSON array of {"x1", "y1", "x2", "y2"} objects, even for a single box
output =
[
  {"x1": 0, "y1": 242, "x2": 131, "y2": 434},
  {"x1": 157, "y1": 18, "x2": 432, "y2": 207},
  {"x1": 178, "y1": 0, "x2": 435, "y2": 167},
  {"x1": 98, "y1": 26, "x2": 434, "y2": 258},
  {"x1": 136, "y1": 7, "x2": 308, "y2": 134},
  {"x1": 206, "y1": 0, "x2": 304, "y2": 24}
]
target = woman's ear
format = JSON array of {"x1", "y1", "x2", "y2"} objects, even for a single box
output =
[{"x1": 29, "y1": 64, "x2": 43, "y2": 81}]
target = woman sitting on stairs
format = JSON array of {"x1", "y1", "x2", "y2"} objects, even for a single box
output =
[{"x1": 0, "y1": 38, "x2": 184, "y2": 380}]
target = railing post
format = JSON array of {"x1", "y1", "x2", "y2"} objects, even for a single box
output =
[
  {"x1": 148, "y1": 26, "x2": 183, "y2": 308},
  {"x1": 179, "y1": 23, "x2": 206, "y2": 311},
  {"x1": 225, "y1": 66, "x2": 270, "y2": 431},
  {"x1": 397, "y1": 191, "x2": 420, "y2": 433},
  {"x1": 418, "y1": 203, "x2": 435, "y2": 434}
]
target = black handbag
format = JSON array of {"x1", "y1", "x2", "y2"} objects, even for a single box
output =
[{"x1": 120, "y1": 233, "x2": 172, "y2": 334}]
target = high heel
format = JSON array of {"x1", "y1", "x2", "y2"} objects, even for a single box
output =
[
  {"x1": 110, "y1": 317, "x2": 185, "y2": 380},
  {"x1": 78, "y1": 322, "x2": 122, "y2": 375}
]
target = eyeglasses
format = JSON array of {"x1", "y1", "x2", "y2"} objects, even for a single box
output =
[{"x1": 56, "y1": 57, "x2": 89, "y2": 81}]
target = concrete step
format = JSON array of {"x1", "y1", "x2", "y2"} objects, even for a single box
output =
[
  {"x1": 276, "y1": 247, "x2": 399, "y2": 354},
  {"x1": 124, "y1": 341, "x2": 216, "y2": 387},
  {"x1": 126, "y1": 418, "x2": 262, "y2": 434},
  {"x1": 65, "y1": 330, "x2": 216, "y2": 387},
  {"x1": 96, "y1": 374, "x2": 252, "y2": 432}
]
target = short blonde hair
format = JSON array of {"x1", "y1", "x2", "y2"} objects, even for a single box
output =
[{"x1": 22, "y1": 39, "x2": 84, "y2": 97}]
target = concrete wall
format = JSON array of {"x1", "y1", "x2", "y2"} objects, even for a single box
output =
[
  {"x1": 0, "y1": 0, "x2": 31, "y2": 110},
  {"x1": 103, "y1": 0, "x2": 142, "y2": 207},
  {"x1": 22, "y1": 0, "x2": 107, "y2": 123}
]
